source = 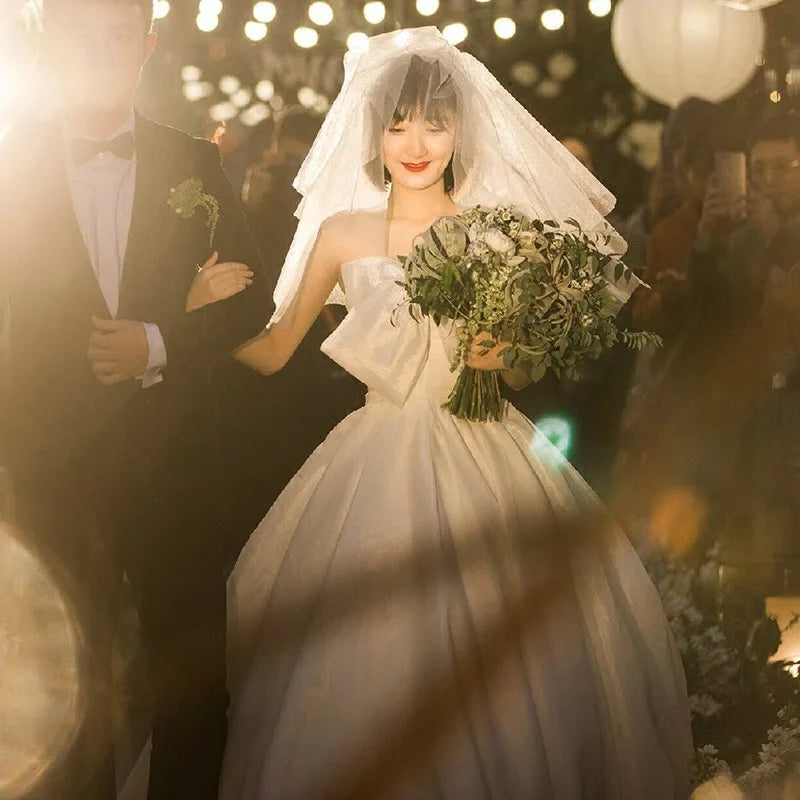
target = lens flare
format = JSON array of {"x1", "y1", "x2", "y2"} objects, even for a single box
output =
[
  {"x1": 0, "y1": 524, "x2": 83, "y2": 798},
  {"x1": 649, "y1": 487, "x2": 707, "y2": 557}
]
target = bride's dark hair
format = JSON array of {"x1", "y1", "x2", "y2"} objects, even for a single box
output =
[{"x1": 366, "y1": 54, "x2": 459, "y2": 193}]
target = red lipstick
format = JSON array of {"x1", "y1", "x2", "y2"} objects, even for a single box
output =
[{"x1": 402, "y1": 161, "x2": 431, "y2": 172}]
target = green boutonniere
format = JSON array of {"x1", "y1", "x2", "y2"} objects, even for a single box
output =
[{"x1": 168, "y1": 177, "x2": 220, "y2": 250}]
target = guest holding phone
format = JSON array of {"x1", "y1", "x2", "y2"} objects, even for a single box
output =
[
  {"x1": 693, "y1": 115, "x2": 800, "y2": 314},
  {"x1": 632, "y1": 101, "x2": 721, "y2": 341},
  {"x1": 686, "y1": 113, "x2": 800, "y2": 566}
]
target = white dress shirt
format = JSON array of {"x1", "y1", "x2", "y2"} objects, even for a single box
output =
[{"x1": 63, "y1": 115, "x2": 166, "y2": 388}]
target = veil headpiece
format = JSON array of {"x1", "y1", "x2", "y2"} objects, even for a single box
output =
[{"x1": 271, "y1": 26, "x2": 626, "y2": 323}]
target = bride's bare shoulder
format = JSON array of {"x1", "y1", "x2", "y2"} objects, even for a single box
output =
[{"x1": 318, "y1": 211, "x2": 386, "y2": 261}]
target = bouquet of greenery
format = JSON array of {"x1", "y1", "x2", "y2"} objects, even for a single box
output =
[{"x1": 399, "y1": 205, "x2": 660, "y2": 422}]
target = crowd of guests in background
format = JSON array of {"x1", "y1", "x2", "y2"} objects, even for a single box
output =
[
  {"x1": 615, "y1": 102, "x2": 800, "y2": 589},
  {"x1": 216, "y1": 101, "x2": 800, "y2": 592}
]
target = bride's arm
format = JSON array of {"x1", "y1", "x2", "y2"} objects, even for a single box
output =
[{"x1": 231, "y1": 228, "x2": 342, "y2": 376}]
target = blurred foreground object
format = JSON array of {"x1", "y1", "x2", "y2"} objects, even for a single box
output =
[{"x1": 0, "y1": 522, "x2": 83, "y2": 799}]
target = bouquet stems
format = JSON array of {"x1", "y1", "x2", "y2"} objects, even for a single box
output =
[{"x1": 443, "y1": 367, "x2": 503, "y2": 422}]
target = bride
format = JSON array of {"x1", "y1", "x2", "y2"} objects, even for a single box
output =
[{"x1": 190, "y1": 28, "x2": 692, "y2": 799}]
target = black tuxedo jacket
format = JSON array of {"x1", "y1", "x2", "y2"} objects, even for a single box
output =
[{"x1": 0, "y1": 113, "x2": 273, "y2": 491}]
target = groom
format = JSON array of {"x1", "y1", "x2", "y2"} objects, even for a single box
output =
[{"x1": 0, "y1": 1, "x2": 272, "y2": 798}]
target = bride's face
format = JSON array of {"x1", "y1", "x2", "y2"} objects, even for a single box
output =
[{"x1": 382, "y1": 114, "x2": 455, "y2": 191}]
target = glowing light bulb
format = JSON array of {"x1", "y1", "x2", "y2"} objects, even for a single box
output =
[
  {"x1": 494, "y1": 17, "x2": 516, "y2": 39},
  {"x1": 363, "y1": 1, "x2": 386, "y2": 24},
  {"x1": 347, "y1": 31, "x2": 369, "y2": 52},
  {"x1": 153, "y1": 0, "x2": 170, "y2": 20},
  {"x1": 231, "y1": 88, "x2": 253, "y2": 107},
  {"x1": 309, "y1": 1, "x2": 334, "y2": 25},
  {"x1": 240, "y1": 104, "x2": 270, "y2": 127},
  {"x1": 209, "y1": 102, "x2": 238, "y2": 122},
  {"x1": 416, "y1": 0, "x2": 439, "y2": 16},
  {"x1": 541, "y1": 8, "x2": 565, "y2": 30},
  {"x1": 588, "y1": 0, "x2": 611, "y2": 16},
  {"x1": 244, "y1": 20, "x2": 268, "y2": 41},
  {"x1": 252, "y1": 1, "x2": 277, "y2": 23},
  {"x1": 196, "y1": 12, "x2": 219, "y2": 32},
  {"x1": 298, "y1": 86, "x2": 318, "y2": 108},
  {"x1": 219, "y1": 74, "x2": 241, "y2": 94},
  {"x1": 181, "y1": 65, "x2": 202, "y2": 82},
  {"x1": 199, "y1": 0, "x2": 223, "y2": 14},
  {"x1": 183, "y1": 82, "x2": 211, "y2": 102},
  {"x1": 294, "y1": 26, "x2": 319, "y2": 48},
  {"x1": 255, "y1": 79, "x2": 275, "y2": 100},
  {"x1": 442, "y1": 22, "x2": 468, "y2": 44}
]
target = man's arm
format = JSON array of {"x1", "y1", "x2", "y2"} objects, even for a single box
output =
[{"x1": 164, "y1": 141, "x2": 274, "y2": 372}]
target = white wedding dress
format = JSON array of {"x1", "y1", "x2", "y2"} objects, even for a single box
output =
[{"x1": 219, "y1": 256, "x2": 693, "y2": 799}]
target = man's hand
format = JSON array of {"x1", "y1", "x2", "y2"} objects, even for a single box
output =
[
  {"x1": 87, "y1": 316, "x2": 150, "y2": 385},
  {"x1": 697, "y1": 178, "x2": 744, "y2": 248},
  {"x1": 745, "y1": 191, "x2": 781, "y2": 243}
]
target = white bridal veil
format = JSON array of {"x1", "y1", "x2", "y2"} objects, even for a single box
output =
[{"x1": 271, "y1": 26, "x2": 629, "y2": 323}]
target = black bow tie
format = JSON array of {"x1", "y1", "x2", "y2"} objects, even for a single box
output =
[{"x1": 72, "y1": 132, "x2": 135, "y2": 165}]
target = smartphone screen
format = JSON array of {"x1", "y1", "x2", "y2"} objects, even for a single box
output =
[{"x1": 714, "y1": 152, "x2": 747, "y2": 217}]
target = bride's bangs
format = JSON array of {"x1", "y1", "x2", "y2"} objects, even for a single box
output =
[{"x1": 389, "y1": 56, "x2": 458, "y2": 130}]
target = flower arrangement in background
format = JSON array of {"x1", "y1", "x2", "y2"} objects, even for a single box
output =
[{"x1": 642, "y1": 542, "x2": 800, "y2": 796}]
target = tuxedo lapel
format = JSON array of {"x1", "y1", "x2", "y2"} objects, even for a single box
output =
[
  {"x1": 118, "y1": 115, "x2": 191, "y2": 320},
  {"x1": 118, "y1": 115, "x2": 164, "y2": 316},
  {"x1": 30, "y1": 124, "x2": 110, "y2": 316}
]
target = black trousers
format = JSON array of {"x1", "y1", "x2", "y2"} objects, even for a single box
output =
[{"x1": 16, "y1": 428, "x2": 231, "y2": 800}]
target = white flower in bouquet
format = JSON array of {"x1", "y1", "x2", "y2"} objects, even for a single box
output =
[{"x1": 480, "y1": 228, "x2": 517, "y2": 258}]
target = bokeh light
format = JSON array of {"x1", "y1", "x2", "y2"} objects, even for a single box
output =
[
  {"x1": 240, "y1": 103, "x2": 270, "y2": 126},
  {"x1": 231, "y1": 87, "x2": 253, "y2": 107},
  {"x1": 0, "y1": 524, "x2": 82, "y2": 799},
  {"x1": 181, "y1": 65, "x2": 202, "y2": 82},
  {"x1": 196, "y1": 12, "x2": 219, "y2": 32},
  {"x1": 541, "y1": 7, "x2": 566, "y2": 30},
  {"x1": 533, "y1": 415, "x2": 575, "y2": 460},
  {"x1": 219, "y1": 74, "x2": 241, "y2": 94},
  {"x1": 588, "y1": 0, "x2": 612, "y2": 16},
  {"x1": 255, "y1": 79, "x2": 275, "y2": 100},
  {"x1": 347, "y1": 31, "x2": 369, "y2": 52},
  {"x1": 199, "y1": 0, "x2": 223, "y2": 13},
  {"x1": 253, "y1": 1, "x2": 277, "y2": 23},
  {"x1": 442, "y1": 22, "x2": 468, "y2": 45},
  {"x1": 649, "y1": 487, "x2": 707, "y2": 557},
  {"x1": 363, "y1": 1, "x2": 386, "y2": 24},
  {"x1": 494, "y1": 17, "x2": 516, "y2": 39},
  {"x1": 308, "y1": 1, "x2": 334, "y2": 25},
  {"x1": 294, "y1": 26, "x2": 319, "y2": 48},
  {"x1": 209, "y1": 101, "x2": 238, "y2": 121},
  {"x1": 298, "y1": 86, "x2": 318, "y2": 108},
  {"x1": 416, "y1": 0, "x2": 440, "y2": 16},
  {"x1": 244, "y1": 20, "x2": 268, "y2": 41},
  {"x1": 183, "y1": 81, "x2": 214, "y2": 101},
  {"x1": 153, "y1": 0, "x2": 170, "y2": 20}
]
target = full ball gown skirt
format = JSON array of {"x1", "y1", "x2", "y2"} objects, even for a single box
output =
[{"x1": 219, "y1": 256, "x2": 693, "y2": 799}]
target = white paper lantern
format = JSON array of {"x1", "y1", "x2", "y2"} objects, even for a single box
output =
[
  {"x1": 612, "y1": 0, "x2": 765, "y2": 107},
  {"x1": 716, "y1": 0, "x2": 784, "y2": 9}
]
